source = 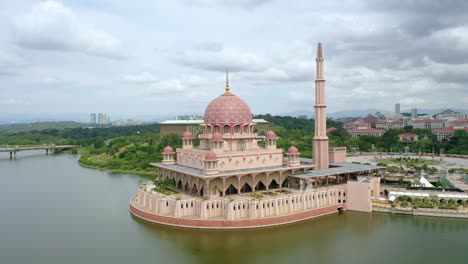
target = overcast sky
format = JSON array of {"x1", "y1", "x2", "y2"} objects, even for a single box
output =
[{"x1": 1, "y1": 0, "x2": 467, "y2": 118}]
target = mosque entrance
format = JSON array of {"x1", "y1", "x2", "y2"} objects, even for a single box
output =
[
  {"x1": 177, "y1": 180, "x2": 182, "y2": 190},
  {"x1": 191, "y1": 184, "x2": 198, "y2": 195},
  {"x1": 225, "y1": 184, "x2": 238, "y2": 195},
  {"x1": 255, "y1": 181, "x2": 266, "y2": 191},
  {"x1": 269, "y1": 179, "x2": 279, "y2": 189},
  {"x1": 240, "y1": 183, "x2": 252, "y2": 193},
  {"x1": 237, "y1": 140, "x2": 246, "y2": 151},
  {"x1": 282, "y1": 178, "x2": 290, "y2": 188}
]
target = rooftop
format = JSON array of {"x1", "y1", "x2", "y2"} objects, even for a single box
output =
[
  {"x1": 152, "y1": 162, "x2": 312, "y2": 178},
  {"x1": 349, "y1": 127, "x2": 385, "y2": 132},
  {"x1": 152, "y1": 161, "x2": 382, "y2": 179},
  {"x1": 412, "y1": 119, "x2": 444, "y2": 123},
  {"x1": 290, "y1": 162, "x2": 383, "y2": 179}
]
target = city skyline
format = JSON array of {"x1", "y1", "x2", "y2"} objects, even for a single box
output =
[{"x1": 1, "y1": 1, "x2": 468, "y2": 116}]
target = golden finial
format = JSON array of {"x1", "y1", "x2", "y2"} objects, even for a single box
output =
[{"x1": 225, "y1": 68, "x2": 230, "y2": 93}]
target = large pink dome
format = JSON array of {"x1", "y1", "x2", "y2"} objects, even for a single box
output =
[{"x1": 204, "y1": 92, "x2": 252, "y2": 125}]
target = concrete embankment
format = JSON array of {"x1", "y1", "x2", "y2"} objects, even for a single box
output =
[{"x1": 373, "y1": 206, "x2": 468, "y2": 219}]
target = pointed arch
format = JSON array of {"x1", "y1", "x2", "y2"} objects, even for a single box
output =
[
  {"x1": 256, "y1": 181, "x2": 266, "y2": 191},
  {"x1": 177, "y1": 180, "x2": 183, "y2": 189},
  {"x1": 223, "y1": 125, "x2": 231, "y2": 134},
  {"x1": 281, "y1": 178, "x2": 290, "y2": 188},
  {"x1": 226, "y1": 184, "x2": 238, "y2": 195},
  {"x1": 191, "y1": 183, "x2": 198, "y2": 195},
  {"x1": 240, "y1": 182, "x2": 252, "y2": 193},
  {"x1": 269, "y1": 179, "x2": 279, "y2": 189},
  {"x1": 234, "y1": 125, "x2": 241, "y2": 134}
]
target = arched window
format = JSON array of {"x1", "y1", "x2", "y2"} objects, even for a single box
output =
[
  {"x1": 234, "y1": 125, "x2": 240, "y2": 134},
  {"x1": 224, "y1": 125, "x2": 230, "y2": 134},
  {"x1": 207, "y1": 126, "x2": 212, "y2": 134},
  {"x1": 243, "y1": 125, "x2": 248, "y2": 133}
]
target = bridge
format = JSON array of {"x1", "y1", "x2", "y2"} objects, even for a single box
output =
[{"x1": 0, "y1": 144, "x2": 79, "y2": 159}]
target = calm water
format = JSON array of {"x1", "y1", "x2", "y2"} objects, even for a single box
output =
[{"x1": 1, "y1": 151, "x2": 467, "y2": 264}]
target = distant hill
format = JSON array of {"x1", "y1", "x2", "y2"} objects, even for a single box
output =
[
  {"x1": 0, "y1": 121, "x2": 85, "y2": 134},
  {"x1": 400, "y1": 108, "x2": 468, "y2": 116},
  {"x1": 279, "y1": 109, "x2": 391, "y2": 118}
]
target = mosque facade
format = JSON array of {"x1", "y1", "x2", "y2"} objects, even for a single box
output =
[{"x1": 129, "y1": 43, "x2": 382, "y2": 228}]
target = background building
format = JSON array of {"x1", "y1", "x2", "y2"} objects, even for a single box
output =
[
  {"x1": 411, "y1": 119, "x2": 444, "y2": 130},
  {"x1": 411, "y1": 108, "x2": 418, "y2": 119},
  {"x1": 435, "y1": 109, "x2": 466, "y2": 120},
  {"x1": 89, "y1": 113, "x2": 96, "y2": 124},
  {"x1": 395, "y1": 103, "x2": 400, "y2": 115}
]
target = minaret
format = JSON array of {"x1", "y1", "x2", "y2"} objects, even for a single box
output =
[{"x1": 313, "y1": 42, "x2": 329, "y2": 169}]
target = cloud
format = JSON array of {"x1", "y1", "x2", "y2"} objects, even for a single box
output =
[
  {"x1": 193, "y1": 42, "x2": 224, "y2": 52},
  {"x1": 176, "y1": 47, "x2": 269, "y2": 73},
  {"x1": 42, "y1": 77, "x2": 60, "y2": 84},
  {"x1": 123, "y1": 72, "x2": 156, "y2": 83},
  {"x1": 11, "y1": 1, "x2": 124, "y2": 60},
  {"x1": 147, "y1": 74, "x2": 206, "y2": 95}
]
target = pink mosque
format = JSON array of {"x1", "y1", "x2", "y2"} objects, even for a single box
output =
[{"x1": 129, "y1": 43, "x2": 382, "y2": 229}]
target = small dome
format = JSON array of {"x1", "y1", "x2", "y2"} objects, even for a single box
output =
[
  {"x1": 163, "y1": 146, "x2": 174, "y2": 154},
  {"x1": 288, "y1": 146, "x2": 299, "y2": 154},
  {"x1": 182, "y1": 130, "x2": 193, "y2": 139},
  {"x1": 211, "y1": 132, "x2": 223, "y2": 141},
  {"x1": 204, "y1": 151, "x2": 217, "y2": 160},
  {"x1": 266, "y1": 130, "x2": 277, "y2": 139}
]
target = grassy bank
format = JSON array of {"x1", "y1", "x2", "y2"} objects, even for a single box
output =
[{"x1": 78, "y1": 158, "x2": 157, "y2": 177}]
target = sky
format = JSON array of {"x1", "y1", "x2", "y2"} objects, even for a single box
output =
[{"x1": 1, "y1": 0, "x2": 467, "y2": 119}]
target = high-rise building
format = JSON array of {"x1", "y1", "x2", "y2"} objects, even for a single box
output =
[
  {"x1": 411, "y1": 108, "x2": 418, "y2": 119},
  {"x1": 98, "y1": 113, "x2": 103, "y2": 124},
  {"x1": 395, "y1": 103, "x2": 400, "y2": 115},
  {"x1": 89, "y1": 113, "x2": 96, "y2": 124}
]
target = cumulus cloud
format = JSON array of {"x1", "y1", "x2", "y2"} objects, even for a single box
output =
[
  {"x1": 176, "y1": 47, "x2": 269, "y2": 73},
  {"x1": 11, "y1": 1, "x2": 124, "y2": 60},
  {"x1": 147, "y1": 74, "x2": 206, "y2": 95},
  {"x1": 1, "y1": 0, "x2": 467, "y2": 116}
]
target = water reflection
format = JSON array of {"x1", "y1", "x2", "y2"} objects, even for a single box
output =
[{"x1": 1, "y1": 153, "x2": 467, "y2": 264}]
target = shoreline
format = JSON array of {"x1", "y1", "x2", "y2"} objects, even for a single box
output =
[
  {"x1": 373, "y1": 205, "x2": 468, "y2": 219},
  {"x1": 78, "y1": 161, "x2": 157, "y2": 176}
]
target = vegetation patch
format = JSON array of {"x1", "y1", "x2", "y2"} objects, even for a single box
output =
[{"x1": 249, "y1": 192, "x2": 264, "y2": 200}]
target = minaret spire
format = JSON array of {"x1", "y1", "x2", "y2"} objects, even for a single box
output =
[
  {"x1": 313, "y1": 41, "x2": 329, "y2": 170},
  {"x1": 317, "y1": 42, "x2": 323, "y2": 59},
  {"x1": 225, "y1": 68, "x2": 230, "y2": 93}
]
